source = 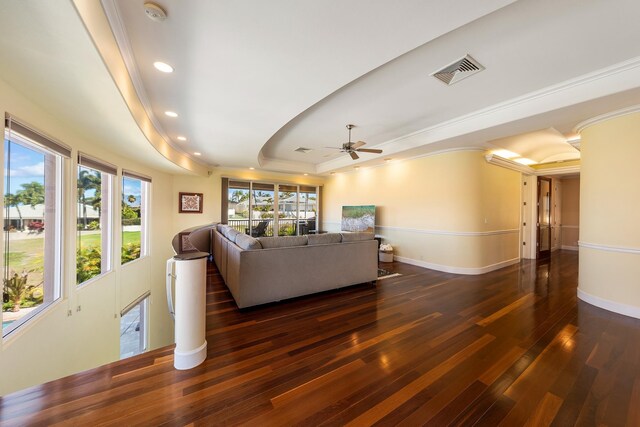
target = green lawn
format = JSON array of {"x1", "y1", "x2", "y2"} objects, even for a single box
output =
[
  {"x1": 77, "y1": 231, "x2": 141, "y2": 248},
  {"x1": 5, "y1": 231, "x2": 141, "y2": 275}
]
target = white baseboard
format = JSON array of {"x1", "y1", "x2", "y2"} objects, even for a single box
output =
[
  {"x1": 577, "y1": 288, "x2": 640, "y2": 320},
  {"x1": 393, "y1": 255, "x2": 520, "y2": 275},
  {"x1": 561, "y1": 245, "x2": 579, "y2": 251}
]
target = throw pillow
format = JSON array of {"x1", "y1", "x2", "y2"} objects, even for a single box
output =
[{"x1": 235, "y1": 233, "x2": 262, "y2": 250}]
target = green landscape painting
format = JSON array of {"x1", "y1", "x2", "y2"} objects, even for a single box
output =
[{"x1": 341, "y1": 205, "x2": 375, "y2": 232}]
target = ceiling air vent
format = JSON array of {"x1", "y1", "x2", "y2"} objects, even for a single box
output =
[
  {"x1": 432, "y1": 55, "x2": 484, "y2": 85},
  {"x1": 294, "y1": 147, "x2": 312, "y2": 153}
]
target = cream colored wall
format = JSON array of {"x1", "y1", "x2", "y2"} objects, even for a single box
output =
[
  {"x1": 170, "y1": 168, "x2": 325, "y2": 237},
  {"x1": 560, "y1": 177, "x2": 580, "y2": 249},
  {"x1": 322, "y1": 150, "x2": 522, "y2": 273},
  {"x1": 0, "y1": 77, "x2": 175, "y2": 395},
  {"x1": 579, "y1": 111, "x2": 640, "y2": 315}
]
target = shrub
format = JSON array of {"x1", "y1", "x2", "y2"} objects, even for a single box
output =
[
  {"x1": 87, "y1": 221, "x2": 101, "y2": 230},
  {"x1": 122, "y1": 218, "x2": 141, "y2": 226},
  {"x1": 77, "y1": 246, "x2": 102, "y2": 284},
  {"x1": 278, "y1": 224, "x2": 296, "y2": 236},
  {"x1": 3, "y1": 271, "x2": 35, "y2": 312},
  {"x1": 122, "y1": 242, "x2": 141, "y2": 264}
]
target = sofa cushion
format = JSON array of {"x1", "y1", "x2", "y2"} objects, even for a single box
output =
[
  {"x1": 257, "y1": 235, "x2": 308, "y2": 249},
  {"x1": 224, "y1": 227, "x2": 240, "y2": 242},
  {"x1": 308, "y1": 233, "x2": 342, "y2": 245},
  {"x1": 341, "y1": 232, "x2": 375, "y2": 242},
  {"x1": 235, "y1": 233, "x2": 262, "y2": 250},
  {"x1": 217, "y1": 223, "x2": 226, "y2": 232}
]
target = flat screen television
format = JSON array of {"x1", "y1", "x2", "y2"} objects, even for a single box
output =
[{"x1": 341, "y1": 205, "x2": 375, "y2": 232}]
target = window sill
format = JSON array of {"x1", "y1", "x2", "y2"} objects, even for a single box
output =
[
  {"x1": 1, "y1": 298, "x2": 66, "y2": 346},
  {"x1": 121, "y1": 255, "x2": 149, "y2": 268},
  {"x1": 77, "y1": 270, "x2": 115, "y2": 290}
]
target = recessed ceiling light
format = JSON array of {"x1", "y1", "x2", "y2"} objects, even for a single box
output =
[
  {"x1": 303, "y1": 173, "x2": 309, "y2": 176},
  {"x1": 354, "y1": 166, "x2": 360, "y2": 170},
  {"x1": 249, "y1": 167, "x2": 255, "y2": 170},
  {"x1": 193, "y1": 152, "x2": 201, "y2": 156},
  {"x1": 153, "y1": 61, "x2": 174, "y2": 73},
  {"x1": 177, "y1": 136, "x2": 187, "y2": 141},
  {"x1": 330, "y1": 172, "x2": 336, "y2": 175},
  {"x1": 384, "y1": 158, "x2": 392, "y2": 162},
  {"x1": 165, "y1": 111, "x2": 178, "y2": 117}
]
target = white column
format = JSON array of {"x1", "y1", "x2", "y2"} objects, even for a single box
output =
[{"x1": 173, "y1": 255, "x2": 208, "y2": 369}]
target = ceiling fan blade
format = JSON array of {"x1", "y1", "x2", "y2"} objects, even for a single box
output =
[
  {"x1": 352, "y1": 141, "x2": 366, "y2": 149},
  {"x1": 356, "y1": 148, "x2": 383, "y2": 154},
  {"x1": 349, "y1": 151, "x2": 359, "y2": 160}
]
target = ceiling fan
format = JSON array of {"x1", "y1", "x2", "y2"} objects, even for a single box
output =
[{"x1": 326, "y1": 124, "x2": 383, "y2": 160}]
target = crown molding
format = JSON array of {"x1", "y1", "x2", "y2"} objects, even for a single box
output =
[
  {"x1": 534, "y1": 165, "x2": 580, "y2": 176},
  {"x1": 484, "y1": 153, "x2": 535, "y2": 174},
  {"x1": 574, "y1": 104, "x2": 640, "y2": 133}
]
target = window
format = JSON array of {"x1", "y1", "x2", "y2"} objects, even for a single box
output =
[
  {"x1": 76, "y1": 154, "x2": 115, "y2": 285},
  {"x1": 121, "y1": 171, "x2": 150, "y2": 264},
  {"x1": 222, "y1": 179, "x2": 319, "y2": 237},
  {"x1": 3, "y1": 116, "x2": 68, "y2": 337},
  {"x1": 119, "y1": 293, "x2": 149, "y2": 359}
]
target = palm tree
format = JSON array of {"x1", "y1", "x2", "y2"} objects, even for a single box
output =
[
  {"x1": 229, "y1": 190, "x2": 243, "y2": 203},
  {"x1": 17, "y1": 181, "x2": 45, "y2": 208},
  {"x1": 127, "y1": 194, "x2": 136, "y2": 204},
  {"x1": 78, "y1": 170, "x2": 100, "y2": 229},
  {"x1": 4, "y1": 193, "x2": 23, "y2": 230}
]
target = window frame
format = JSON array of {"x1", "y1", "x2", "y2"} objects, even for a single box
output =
[
  {"x1": 223, "y1": 178, "x2": 320, "y2": 237},
  {"x1": 2, "y1": 118, "x2": 67, "y2": 338},
  {"x1": 119, "y1": 292, "x2": 149, "y2": 359},
  {"x1": 121, "y1": 172, "x2": 151, "y2": 265},
  {"x1": 76, "y1": 155, "x2": 116, "y2": 286}
]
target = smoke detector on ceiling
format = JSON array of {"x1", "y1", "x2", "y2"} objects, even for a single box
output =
[
  {"x1": 432, "y1": 54, "x2": 484, "y2": 85},
  {"x1": 144, "y1": 3, "x2": 167, "y2": 22}
]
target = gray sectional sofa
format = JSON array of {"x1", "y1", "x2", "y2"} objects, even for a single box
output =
[{"x1": 212, "y1": 224, "x2": 378, "y2": 308}]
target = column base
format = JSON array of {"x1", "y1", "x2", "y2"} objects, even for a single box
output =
[{"x1": 174, "y1": 340, "x2": 207, "y2": 370}]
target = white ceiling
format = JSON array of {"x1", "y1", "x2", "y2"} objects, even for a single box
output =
[
  {"x1": 0, "y1": 0, "x2": 185, "y2": 174},
  {"x1": 2, "y1": 0, "x2": 640, "y2": 175}
]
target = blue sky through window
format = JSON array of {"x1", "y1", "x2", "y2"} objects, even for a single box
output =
[
  {"x1": 122, "y1": 177, "x2": 141, "y2": 207},
  {"x1": 4, "y1": 140, "x2": 45, "y2": 196}
]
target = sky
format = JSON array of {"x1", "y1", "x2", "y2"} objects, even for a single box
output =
[
  {"x1": 4, "y1": 139, "x2": 142, "y2": 207},
  {"x1": 3, "y1": 140, "x2": 45, "y2": 195},
  {"x1": 122, "y1": 177, "x2": 141, "y2": 207}
]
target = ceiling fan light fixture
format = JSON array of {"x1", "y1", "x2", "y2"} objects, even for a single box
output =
[{"x1": 328, "y1": 124, "x2": 382, "y2": 160}]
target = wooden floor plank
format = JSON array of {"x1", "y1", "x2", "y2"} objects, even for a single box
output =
[{"x1": 1, "y1": 251, "x2": 640, "y2": 426}]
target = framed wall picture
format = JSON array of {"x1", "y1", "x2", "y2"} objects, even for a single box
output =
[{"x1": 179, "y1": 192, "x2": 203, "y2": 213}]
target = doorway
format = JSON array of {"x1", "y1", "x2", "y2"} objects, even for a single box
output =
[{"x1": 537, "y1": 177, "x2": 552, "y2": 259}]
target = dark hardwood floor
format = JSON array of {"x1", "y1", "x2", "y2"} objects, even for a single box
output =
[{"x1": 2, "y1": 250, "x2": 640, "y2": 426}]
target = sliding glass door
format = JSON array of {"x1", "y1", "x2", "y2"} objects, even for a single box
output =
[
  {"x1": 277, "y1": 185, "x2": 297, "y2": 236},
  {"x1": 225, "y1": 180, "x2": 319, "y2": 236},
  {"x1": 251, "y1": 183, "x2": 275, "y2": 237}
]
